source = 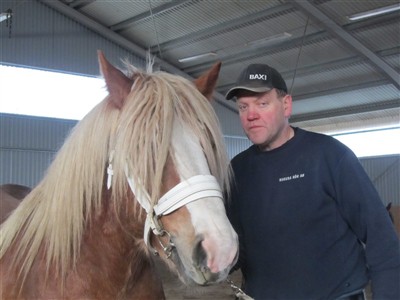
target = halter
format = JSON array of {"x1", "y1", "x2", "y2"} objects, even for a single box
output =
[{"x1": 106, "y1": 154, "x2": 223, "y2": 257}]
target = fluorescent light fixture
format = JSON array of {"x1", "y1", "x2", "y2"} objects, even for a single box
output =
[
  {"x1": 246, "y1": 32, "x2": 292, "y2": 47},
  {"x1": 178, "y1": 32, "x2": 291, "y2": 63},
  {"x1": 178, "y1": 52, "x2": 217, "y2": 63},
  {"x1": 347, "y1": 4, "x2": 400, "y2": 21},
  {"x1": 0, "y1": 13, "x2": 10, "y2": 23}
]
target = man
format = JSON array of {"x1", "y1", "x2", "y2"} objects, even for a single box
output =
[{"x1": 225, "y1": 64, "x2": 400, "y2": 299}]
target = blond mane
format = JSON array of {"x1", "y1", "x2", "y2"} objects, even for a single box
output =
[{"x1": 0, "y1": 65, "x2": 231, "y2": 283}]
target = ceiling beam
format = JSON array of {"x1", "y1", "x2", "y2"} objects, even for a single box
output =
[
  {"x1": 290, "y1": 0, "x2": 400, "y2": 89},
  {"x1": 293, "y1": 80, "x2": 390, "y2": 101},
  {"x1": 291, "y1": 98, "x2": 400, "y2": 122},
  {"x1": 67, "y1": 0, "x2": 95, "y2": 9}
]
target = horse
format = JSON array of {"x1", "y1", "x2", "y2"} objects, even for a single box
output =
[
  {"x1": 0, "y1": 51, "x2": 238, "y2": 299},
  {"x1": 0, "y1": 184, "x2": 32, "y2": 223},
  {"x1": 0, "y1": 184, "x2": 32, "y2": 200},
  {"x1": 386, "y1": 202, "x2": 394, "y2": 223}
]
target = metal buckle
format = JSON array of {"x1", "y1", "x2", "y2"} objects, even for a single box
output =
[{"x1": 157, "y1": 230, "x2": 175, "y2": 259}]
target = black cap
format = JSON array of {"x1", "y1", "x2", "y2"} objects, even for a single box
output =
[{"x1": 225, "y1": 64, "x2": 287, "y2": 100}]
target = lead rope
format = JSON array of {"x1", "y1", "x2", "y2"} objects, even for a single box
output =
[{"x1": 226, "y1": 278, "x2": 254, "y2": 300}]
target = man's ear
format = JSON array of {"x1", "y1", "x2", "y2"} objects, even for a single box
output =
[{"x1": 283, "y1": 94, "x2": 293, "y2": 118}]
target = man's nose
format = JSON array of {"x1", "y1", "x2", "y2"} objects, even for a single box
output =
[{"x1": 246, "y1": 106, "x2": 259, "y2": 120}]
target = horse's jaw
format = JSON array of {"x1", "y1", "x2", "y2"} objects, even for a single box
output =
[{"x1": 154, "y1": 196, "x2": 238, "y2": 286}]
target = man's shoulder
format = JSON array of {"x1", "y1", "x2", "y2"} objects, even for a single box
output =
[
  {"x1": 296, "y1": 128, "x2": 346, "y2": 149},
  {"x1": 296, "y1": 128, "x2": 356, "y2": 164},
  {"x1": 231, "y1": 145, "x2": 255, "y2": 164}
]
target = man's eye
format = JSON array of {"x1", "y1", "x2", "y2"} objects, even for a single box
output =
[
  {"x1": 259, "y1": 102, "x2": 267, "y2": 107},
  {"x1": 238, "y1": 104, "x2": 247, "y2": 111}
]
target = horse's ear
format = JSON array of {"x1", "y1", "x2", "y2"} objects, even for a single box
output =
[
  {"x1": 98, "y1": 50, "x2": 133, "y2": 109},
  {"x1": 193, "y1": 62, "x2": 221, "y2": 101}
]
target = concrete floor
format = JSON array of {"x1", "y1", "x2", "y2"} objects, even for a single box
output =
[{"x1": 155, "y1": 259, "x2": 243, "y2": 300}]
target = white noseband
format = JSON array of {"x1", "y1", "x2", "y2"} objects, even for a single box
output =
[{"x1": 126, "y1": 174, "x2": 222, "y2": 250}]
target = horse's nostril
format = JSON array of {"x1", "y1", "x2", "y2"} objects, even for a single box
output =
[{"x1": 193, "y1": 235, "x2": 207, "y2": 269}]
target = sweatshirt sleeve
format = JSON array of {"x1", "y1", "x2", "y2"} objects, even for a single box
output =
[
  {"x1": 333, "y1": 150, "x2": 400, "y2": 300},
  {"x1": 226, "y1": 181, "x2": 244, "y2": 273}
]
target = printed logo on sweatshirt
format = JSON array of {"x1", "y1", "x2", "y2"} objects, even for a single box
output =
[{"x1": 279, "y1": 173, "x2": 305, "y2": 182}]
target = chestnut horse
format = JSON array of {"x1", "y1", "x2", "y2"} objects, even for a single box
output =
[
  {"x1": 0, "y1": 51, "x2": 238, "y2": 299},
  {"x1": 0, "y1": 184, "x2": 31, "y2": 223}
]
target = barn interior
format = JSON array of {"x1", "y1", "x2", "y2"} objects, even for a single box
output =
[{"x1": 0, "y1": 1, "x2": 399, "y2": 298}]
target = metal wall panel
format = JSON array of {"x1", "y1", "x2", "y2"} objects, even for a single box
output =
[
  {"x1": 0, "y1": 113, "x2": 76, "y2": 150},
  {"x1": 360, "y1": 155, "x2": 400, "y2": 206},
  {"x1": 224, "y1": 136, "x2": 252, "y2": 160},
  {"x1": 212, "y1": 101, "x2": 244, "y2": 137},
  {"x1": 0, "y1": 113, "x2": 76, "y2": 187},
  {"x1": 0, "y1": 149, "x2": 54, "y2": 187},
  {"x1": 1, "y1": 0, "x2": 144, "y2": 76}
]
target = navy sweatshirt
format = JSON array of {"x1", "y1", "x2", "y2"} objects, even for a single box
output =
[{"x1": 227, "y1": 128, "x2": 400, "y2": 300}]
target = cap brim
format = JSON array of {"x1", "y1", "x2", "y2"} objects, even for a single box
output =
[{"x1": 225, "y1": 86, "x2": 272, "y2": 100}]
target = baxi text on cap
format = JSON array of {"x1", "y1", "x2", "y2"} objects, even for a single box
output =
[{"x1": 225, "y1": 64, "x2": 288, "y2": 100}]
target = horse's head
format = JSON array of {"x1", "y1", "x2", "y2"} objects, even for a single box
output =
[{"x1": 98, "y1": 51, "x2": 238, "y2": 285}]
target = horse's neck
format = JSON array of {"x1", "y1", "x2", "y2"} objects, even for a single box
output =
[
  {"x1": 0, "y1": 182, "x2": 167, "y2": 298},
  {"x1": 72, "y1": 193, "x2": 165, "y2": 298},
  {"x1": 1, "y1": 192, "x2": 165, "y2": 299}
]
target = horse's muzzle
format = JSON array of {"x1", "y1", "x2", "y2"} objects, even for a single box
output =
[{"x1": 191, "y1": 235, "x2": 238, "y2": 285}]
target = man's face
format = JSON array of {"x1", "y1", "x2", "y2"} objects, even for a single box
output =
[{"x1": 237, "y1": 89, "x2": 292, "y2": 151}]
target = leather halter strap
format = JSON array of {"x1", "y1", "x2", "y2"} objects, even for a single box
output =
[{"x1": 126, "y1": 174, "x2": 223, "y2": 251}]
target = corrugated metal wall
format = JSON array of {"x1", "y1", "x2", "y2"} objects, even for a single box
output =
[
  {"x1": 1, "y1": 0, "x2": 144, "y2": 77},
  {"x1": 212, "y1": 101, "x2": 244, "y2": 137},
  {"x1": 0, "y1": 113, "x2": 77, "y2": 187},
  {"x1": 224, "y1": 136, "x2": 251, "y2": 160},
  {"x1": 360, "y1": 155, "x2": 400, "y2": 207}
]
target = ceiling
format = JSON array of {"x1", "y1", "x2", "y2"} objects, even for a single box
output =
[{"x1": 43, "y1": 0, "x2": 399, "y2": 133}]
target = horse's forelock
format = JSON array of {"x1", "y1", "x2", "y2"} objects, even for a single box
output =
[{"x1": 111, "y1": 69, "x2": 230, "y2": 206}]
